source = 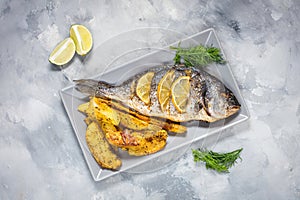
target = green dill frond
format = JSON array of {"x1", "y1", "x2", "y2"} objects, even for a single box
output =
[
  {"x1": 170, "y1": 43, "x2": 226, "y2": 67},
  {"x1": 192, "y1": 148, "x2": 243, "y2": 173}
]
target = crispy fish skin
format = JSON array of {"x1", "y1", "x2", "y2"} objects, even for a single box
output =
[
  {"x1": 85, "y1": 121, "x2": 122, "y2": 170},
  {"x1": 75, "y1": 66, "x2": 240, "y2": 123}
]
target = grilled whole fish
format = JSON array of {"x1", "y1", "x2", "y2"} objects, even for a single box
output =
[{"x1": 75, "y1": 66, "x2": 240, "y2": 123}]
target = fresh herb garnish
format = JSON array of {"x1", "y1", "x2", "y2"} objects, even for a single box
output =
[
  {"x1": 192, "y1": 148, "x2": 243, "y2": 173},
  {"x1": 170, "y1": 43, "x2": 226, "y2": 67}
]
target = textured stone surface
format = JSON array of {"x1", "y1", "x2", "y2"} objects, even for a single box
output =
[{"x1": 0, "y1": 0, "x2": 300, "y2": 199}]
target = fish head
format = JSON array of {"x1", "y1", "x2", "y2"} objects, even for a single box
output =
[
  {"x1": 223, "y1": 89, "x2": 241, "y2": 117},
  {"x1": 204, "y1": 86, "x2": 240, "y2": 121}
]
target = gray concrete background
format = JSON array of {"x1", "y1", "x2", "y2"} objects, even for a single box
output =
[{"x1": 1, "y1": 0, "x2": 300, "y2": 199}]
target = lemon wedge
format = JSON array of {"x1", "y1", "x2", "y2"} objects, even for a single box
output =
[
  {"x1": 70, "y1": 24, "x2": 93, "y2": 56},
  {"x1": 48, "y1": 38, "x2": 75, "y2": 66},
  {"x1": 171, "y1": 76, "x2": 190, "y2": 113},
  {"x1": 136, "y1": 72, "x2": 155, "y2": 104},
  {"x1": 157, "y1": 70, "x2": 175, "y2": 112}
]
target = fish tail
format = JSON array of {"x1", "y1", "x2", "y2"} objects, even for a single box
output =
[
  {"x1": 74, "y1": 79, "x2": 100, "y2": 96},
  {"x1": 74, "y1": 79, "x2": 114, "y2": 97}
]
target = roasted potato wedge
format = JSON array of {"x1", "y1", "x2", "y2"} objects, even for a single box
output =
[
  {"x1": 162, "y1": 122, "x2": 187, "y2": 134},
  {"x1": 124, "y1": 130, "x2": 168, "y2": 156},
  {"x1": 94, "y1": 98, "x2": 150, "y2": 121},
  {"x1": 85, "y1": 121, "x2": 122, "y2": 170},
  {"x1": 118, "y1": 110, "x2": 162, "y2": 131},
  {"x1": 93, "y1": 98, "x2": 187, "y2": 134},
  {"x1": 100, "y1": 119, "x2": 167, "y2": 156},
  {"x1": 105, "y1": 128, "x2": 167, "y2": 156},
  {"x1": 92, "y1": 97, "x2": 120, "y2": 126},
  {"x1": 118, "y1": 110, "x2": 149, "y2": 130},
  {"x1": 77, "y1": 102, "x2": 89, "y2": 113},
  {"x1": 78, "y1": 97, "x2": 120, "y2": 126},
  {"x1": 77, "y1": 97, "x2": 186, "y2": 168}
]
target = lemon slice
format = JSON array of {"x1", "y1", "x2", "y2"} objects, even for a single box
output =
[
  {"x1": 70, "y1": 24, "x2": 93, "y2": 56},
  {"x1": 136, "y1": 72, "x2": 155, "y2": 104},
  {"x1": 171, "y1": 76, "x2": 191, "y2": 113},
  {"x1": 157, "y1": 70, "x2": 175, "y2": 112},
  {"x1": 48, "y1": 38, "x2": 75, "y2": 65}
]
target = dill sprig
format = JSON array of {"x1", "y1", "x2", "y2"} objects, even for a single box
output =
[
  {"x1": 170, "y1": 43, "x2": 226, "y2": 67},
  {"x1": 192, "y1": 148, "x2": 243, "y2": 173}
]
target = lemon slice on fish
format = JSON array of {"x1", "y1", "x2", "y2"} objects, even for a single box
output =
[
  {"x1": 171, "y1": 76, "x2": 190, "y2": 113},
  {"x1": 48, "y1": 38, "x2": 76, "y2": 66},
  {"x1": 136, "y1": 72, "x2": 155, "y2": 104},
  {"x1": 157, "y1": 70, "x2": 175, "y2": 112},
  {"x1": 70, "y1": 24, "x2": 93, "y2": 56}
]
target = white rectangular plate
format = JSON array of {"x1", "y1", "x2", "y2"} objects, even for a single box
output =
[{"x1": 60, "y1": 28, "x2": 249, "y2": 181}]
